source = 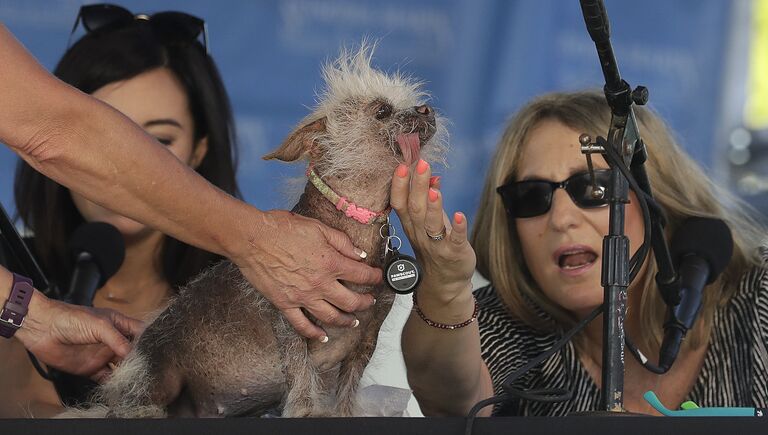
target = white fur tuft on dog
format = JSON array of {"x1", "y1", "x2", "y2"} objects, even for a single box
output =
[{"x1": 318, "y1": 41, "x2": 428, "y2": 116}]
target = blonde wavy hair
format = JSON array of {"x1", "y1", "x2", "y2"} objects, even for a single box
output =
[{"x1": 471, "y1": 90, "x2": 766, "y2": 352}]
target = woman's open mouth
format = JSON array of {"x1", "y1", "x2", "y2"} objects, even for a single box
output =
[{"x1": 554, "y1": 245, "x2": 598, "y2": 276}]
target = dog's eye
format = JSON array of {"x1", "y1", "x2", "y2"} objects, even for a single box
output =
[{"x1": 375, "y1": 104, "x2": 393, "y2": 120}]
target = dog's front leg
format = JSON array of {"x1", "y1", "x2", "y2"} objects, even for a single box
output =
[
  {"x1": 333, "y1": 295, "x2": 393, "y2": 416},
  {"x1": 280, "y1": 335, "x2": 342, "y2": 417},
  {"x1": 333, "y1": 346, "x2": 372, "y2": 416}
]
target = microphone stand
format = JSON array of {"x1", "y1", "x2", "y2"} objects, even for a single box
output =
[
  {"x1": 0, "y1": 201, "x2": 50, "y2": 294},
  {"x1": 578, "y1": 0, "x2": 678, "y2": 412}
]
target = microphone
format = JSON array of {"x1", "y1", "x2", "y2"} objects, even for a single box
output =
[
  {"x1": 579, "y1": 0, "x2": 624, "y2": 96},
  {"x1": 66, "y1": 222, "x2": 125, "y2": 306},
  {"x1": 658, "y1": 217, "x2": 733, "y2": 370}
]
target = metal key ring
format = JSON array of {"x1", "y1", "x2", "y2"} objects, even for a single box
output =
[
  {"x1": 380, "y1": 223, "x2": 395, "y2": 239},
  {"x1": 385, "y1": 235, "x2": 402, "y2": 255}
]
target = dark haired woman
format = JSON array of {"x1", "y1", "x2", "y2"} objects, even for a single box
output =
[
  {"x1": 15, "y1": 9, "x2": 240, "y2": 312},
  {"x1": 0, "y1": 6, "x2": 242, "y2": 416}
]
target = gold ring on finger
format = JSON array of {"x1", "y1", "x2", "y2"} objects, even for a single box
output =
[{"x1": 426, "y1": 226, "x2": 446, "y2": 241}]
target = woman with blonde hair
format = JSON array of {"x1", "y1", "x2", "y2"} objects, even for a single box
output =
[{"x1": 392, "y1": 90, "x2": 768, "y2": 416}]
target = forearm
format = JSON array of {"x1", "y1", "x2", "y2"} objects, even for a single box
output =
[
  {"x1": 0, "y1": 24, "x2": 258, "y2": 259},
  {"x1": 402, "y1": 282, "x2": 492, "y2": 416},
  {"x1": 19, "y1": 105, "x2": 253, "y2": 258}
]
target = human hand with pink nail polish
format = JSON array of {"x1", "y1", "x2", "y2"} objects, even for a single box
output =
[{"x1": 390, "y1": 161, "x2": 476, "y2": 305}]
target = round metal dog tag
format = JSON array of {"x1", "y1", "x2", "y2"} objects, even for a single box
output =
[{"x1": 385, "y1": 251, "x2": 421, "y2": 294}]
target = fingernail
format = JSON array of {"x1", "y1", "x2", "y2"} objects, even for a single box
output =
[
  {"x1": 396, "y1": 164, "x2": 408, "y2": 178},
  {"x1": 372, "y1": 297, "x2": 377, "y2": 306},
  {"x1": 351, "y1": 318, "x2": 360, "y2": 328},
  {"x1": 455, "y1": 212, "x2": 464, "y2": 224},
  {"x1": 355, "y1": 248, "x2": 368, "y2": 259},
  {"x1": 429, "y1": 176, "x2": 441, "y2": 187},
  {"x1": 320, "y1": 335, "x2": 329, "y2": 343},
  {"x1": 416, "y1": 159, "x2": 429, "y2": 175},
  {"x1": 428, "y1": 188, "x2": 439, "y2": 202}
]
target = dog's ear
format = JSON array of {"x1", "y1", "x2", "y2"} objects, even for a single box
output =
[{"x1": 263, "y1": 117, "x2": 327, "y2": 162}]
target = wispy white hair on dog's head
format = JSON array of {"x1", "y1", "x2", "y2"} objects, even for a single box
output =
[
  {"x1": 269, "y1": 39, "x2": 448, "y2": 184},
  {"x1": 316, "y1": 40, "x2": 429, "y2": 114}
]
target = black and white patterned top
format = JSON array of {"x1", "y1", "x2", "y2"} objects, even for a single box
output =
[{"x1": 476, "y1": 252, "x2": 768, "y2": 416}]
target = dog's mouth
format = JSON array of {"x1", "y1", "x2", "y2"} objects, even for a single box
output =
[
  {"x1": 394, "y1": 124, "x2": 436, "y2": 165},
  {"x1": 396, "y1": 133, "x2": 421, "y2": 165}
]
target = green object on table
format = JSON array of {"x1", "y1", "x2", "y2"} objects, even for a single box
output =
[{"x1": 680, "y1": 401, "x2": 699, "y2": 410}]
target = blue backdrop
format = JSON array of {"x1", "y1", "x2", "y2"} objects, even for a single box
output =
[{"x1": 0, "y1": 0, "x2": 742, "y2": 253}]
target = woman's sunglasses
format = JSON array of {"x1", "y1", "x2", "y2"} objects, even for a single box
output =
[
  {"x1": 67, "y1": 3, "x2": 209, "y2": 55},
  {"x1": 496, "y1": 169, "x2": 611, "y2": 219}
]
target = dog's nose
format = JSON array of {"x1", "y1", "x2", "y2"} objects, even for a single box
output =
[{"x1": 415, "y1": 104, "x2": 431, "y2": 115}]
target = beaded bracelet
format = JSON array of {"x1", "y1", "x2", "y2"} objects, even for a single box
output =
[{"x1": 412, "y1": 292, "x2": 478, "y2": 330}]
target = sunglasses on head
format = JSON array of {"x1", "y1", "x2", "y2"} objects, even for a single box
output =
[
  {"x1": 496, "y1": 169, "x2": 611, "y2": 219},
  {"x1": 67, "y1": 3, "x2": 209, "y2": 55}
]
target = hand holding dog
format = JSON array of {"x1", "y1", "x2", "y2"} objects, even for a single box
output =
[
  {"x1": 8, "y1": 288, "x2": 143, "y2": 382},
  {"x1": 231, "y1": 208, "x2": 381, "y2": 341}
]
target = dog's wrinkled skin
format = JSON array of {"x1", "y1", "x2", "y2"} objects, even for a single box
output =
[{"x1": 61, "y1": 44, "x2": 447, "y2": 418}]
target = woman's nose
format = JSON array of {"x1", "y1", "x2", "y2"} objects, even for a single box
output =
[{"x1": 547, "y1": 188, "x2": 581, "y2": 231}]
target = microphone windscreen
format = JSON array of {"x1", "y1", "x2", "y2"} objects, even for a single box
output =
[
  {"x1": 670, "y1": 217, "x2": 733, "y2": 283},
  {"x1": 68, "y1": 222, "x2": 125, "y2": 285}
]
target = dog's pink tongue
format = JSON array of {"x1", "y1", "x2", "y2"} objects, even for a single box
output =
[{"x1": 396, "y1": 133, "x2": 421, "y2": 165}]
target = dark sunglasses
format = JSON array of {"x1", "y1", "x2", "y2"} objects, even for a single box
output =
[
  {"x1": 496, "y1": 169, "x2": 611, "y2": 219},
  {"x1": 67, "y1": 3, "x2": 209, "y2": 55}
]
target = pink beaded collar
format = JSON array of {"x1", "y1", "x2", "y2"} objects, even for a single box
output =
[{"x1": 306, "y1": 166, "x2": 390, "y2": 225}]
